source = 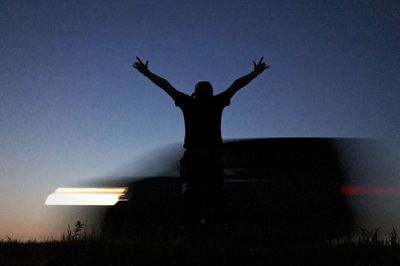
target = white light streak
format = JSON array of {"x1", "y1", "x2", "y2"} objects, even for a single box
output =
[{"x1": 45, "y1": 187, "x2": 128, "y2": 206}]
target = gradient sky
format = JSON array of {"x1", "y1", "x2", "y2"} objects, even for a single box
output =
[{"x1": 1, "y1": 0, "x2": 399, "y2": 240}]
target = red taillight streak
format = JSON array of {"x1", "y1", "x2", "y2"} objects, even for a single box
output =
[{"x1": 340, "y1": 185, "x2": 400, "y2": 196}]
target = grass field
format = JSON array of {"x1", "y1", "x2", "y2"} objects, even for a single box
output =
[{"x1": 2, "y1": 223, "x2": 400, "y2": 265}]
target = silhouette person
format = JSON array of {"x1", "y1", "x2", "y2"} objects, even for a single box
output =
[{"x1": 133, "y1": 57, "x2": 269, "y2": 226}]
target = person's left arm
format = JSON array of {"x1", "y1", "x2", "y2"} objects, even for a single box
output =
[{"x1": 222, "y1": 57, "x2": 270, "y2": 99}]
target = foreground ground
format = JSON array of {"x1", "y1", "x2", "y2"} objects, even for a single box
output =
[{"x1": 2, "y1": 225, "x2": 400, "y2": 266}]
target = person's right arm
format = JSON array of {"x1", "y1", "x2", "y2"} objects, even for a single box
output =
[{"x1": 132, "y1": 57, "x2": 178, "y2": 100}]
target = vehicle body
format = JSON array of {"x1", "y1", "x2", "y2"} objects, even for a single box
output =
[{"x1": 45, "y1": 138, "x2": 400, "y2": 241}]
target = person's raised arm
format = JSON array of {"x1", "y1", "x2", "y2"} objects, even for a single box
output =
[
  {"x1": 132, "y1": 57, "x2": 178, "y2": 100},
  {"x1": 223, "y1": 57, "x2": 270, "y2": 99}
]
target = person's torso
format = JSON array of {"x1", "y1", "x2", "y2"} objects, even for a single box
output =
[{"x1": 180, "y1": 97, "x2": 226, "y2": 149}]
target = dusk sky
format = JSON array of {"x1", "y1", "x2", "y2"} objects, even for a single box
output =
[{"x1": 1, "y1": 0, "x2": 399, "y2": 240}]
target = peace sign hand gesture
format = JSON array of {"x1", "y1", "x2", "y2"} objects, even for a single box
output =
[
  {"x1": 132, "y1": 56, "x2": 150, "y2": 76},
  {"x1": 253, "y1": 57, "x2": 270, "y2": 76}
]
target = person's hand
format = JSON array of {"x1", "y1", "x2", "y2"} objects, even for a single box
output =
[
  {"x1": 132, "y1": 56, "x2": 150, "y2": 76},
  {"x1": 253, "y1": 57, "x2": 270, "y2": 76}
]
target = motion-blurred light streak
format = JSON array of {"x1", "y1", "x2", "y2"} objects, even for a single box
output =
[
  {"x1": 340, "y1": 185, "x2": 400, "y2": 196},
  {"x1": 45, "y1": 187, "x2": 128, "y2": 206}
]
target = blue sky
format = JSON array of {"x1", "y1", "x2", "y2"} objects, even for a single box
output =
[{"x1": 1, "y1": 0, "x2": 399, "y2": 239}]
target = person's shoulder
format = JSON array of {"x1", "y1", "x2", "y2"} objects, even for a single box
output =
[
  {"x1": 176, "y1": 91, "x2": 192, "y2": 100},
  {"x1": 213, "y1": 91, "x2": 231, "y2": 106},
  {"x1": 175, "y1": 91, "x2": 192, "y2": 106},
  {"x1": 215, "y1": 90, "x2": 231, "y2": 99}
]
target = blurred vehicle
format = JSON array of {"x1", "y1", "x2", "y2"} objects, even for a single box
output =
[{"x1": 45, "y1": 138, "x2": 400, "y2": 241}]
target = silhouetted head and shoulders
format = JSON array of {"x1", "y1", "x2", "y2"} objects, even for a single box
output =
[
  {"x1": 174, "y1": 81, "x2": 231, "y2": 149},
  {"x1": 132, "y1": 56, "x2": 269, "y2": 149},
  {"x1": 174, "y1": 81, "x2": 230, "y2": 106}
]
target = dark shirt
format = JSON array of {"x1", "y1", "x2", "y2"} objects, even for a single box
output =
[{"x1": 175, "y1": 91, "x2": 231, "y2": 149}]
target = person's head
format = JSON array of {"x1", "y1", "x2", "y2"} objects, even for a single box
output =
[{"x1": 192, "y1": 81, "x2": 213, "y2": 98}]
